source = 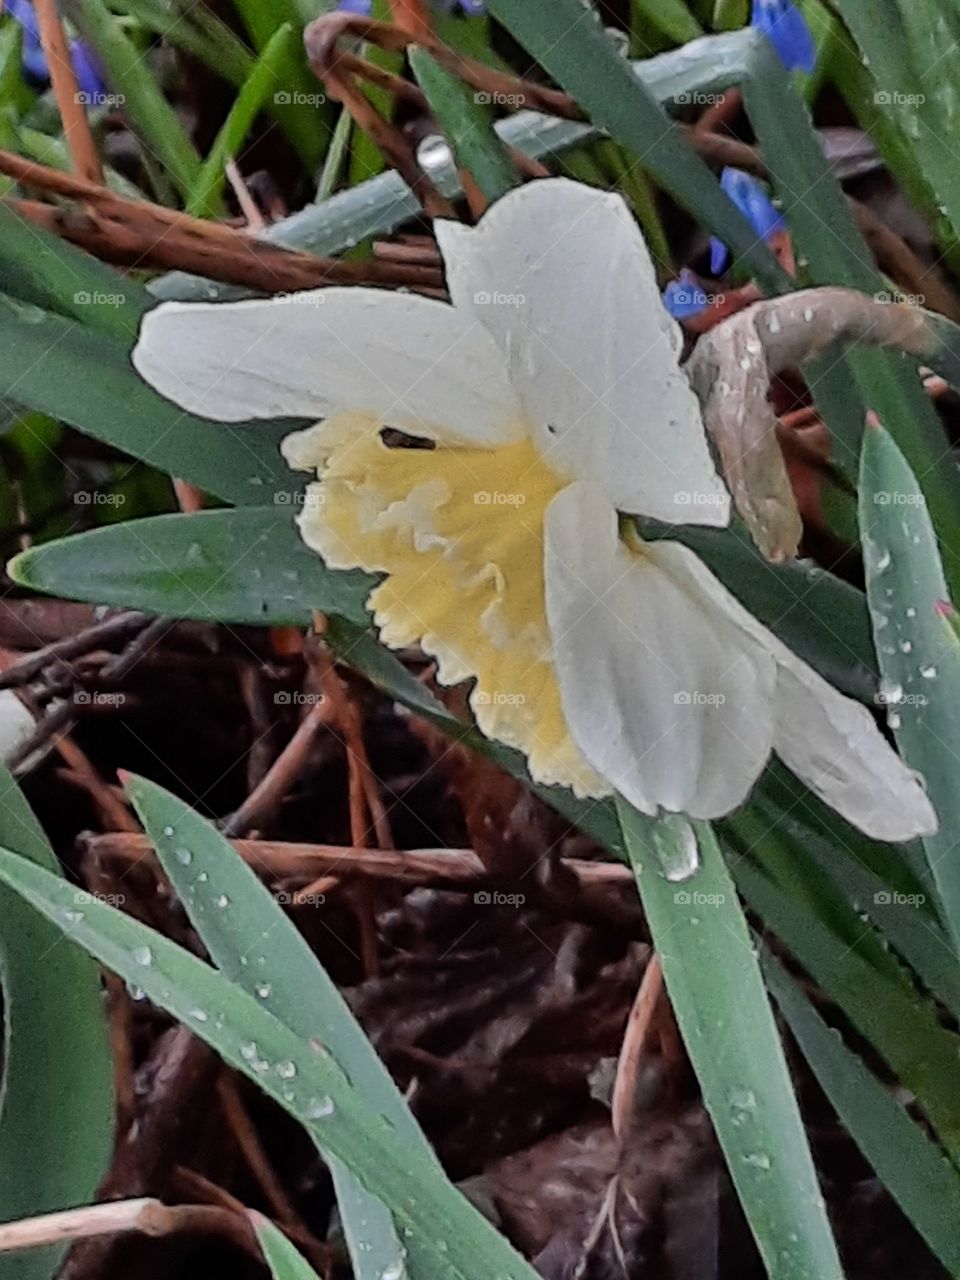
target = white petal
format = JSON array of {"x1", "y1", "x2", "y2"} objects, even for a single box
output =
[
  {"x1": 133, "y1": 289, "x2": 523, "y2": 447},
  {"x1": 657, "y1": 547, "x2": 939, "y2": 841},
  {"x1": 0, "y1": 690, "x2": 36, "y2": 763},
  {"x1": 435, "y1": 179, "x2": 729, "y2": 523},
  {"x1": 544, "y1": 482, "x2": 776, "y2": 817}
]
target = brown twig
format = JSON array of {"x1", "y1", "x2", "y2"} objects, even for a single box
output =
[
  {"x1": 0, "y1": 611, "x2": 149, "y2": 690},
  {"x1": 220, "y1": 694, "x2": 334, "y2": 838},
  {"x1": 0, "y1": 1198, "x2": 258, "y2": 1258},
  {"x1": 611, "y1": 952, "x2": 662, "y2": 1145},
  {"x1": 89, "y1": 831, "x2": 634, "y2": 890},
  {"x1": 32, "y1": 0, "x2": 102, "y2": 183}
]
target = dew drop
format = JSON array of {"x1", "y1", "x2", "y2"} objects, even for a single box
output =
[
  {"x1": 174, "y1": 848, "x2": 192, "y2": 866},
  {"x1": 277, "y1": 1061, "x2": 297, "y2": 1079},
  {"x1": 743, "y1": 1152, "x2": 771, "y2": 1169},
  {"x1": 133, "y1": 945, "x2": 153, "y2": 967},
  {"x1": 307, "y1": 1095, "x2": 335, "y2": 1119},
  {"x1": 256, "y1": 983, "x2": 272, "y2": 999},
  {"x1": 162, "y1": 825, "x2": 174, "y2": 837},
  {"x1": 62, "y1": 909, "x2": 84, "y2": 925},
  {"x1": 216, "y1": 894, "x2": 230, "y2": 909},
  {"x1": 921, "y1": 665, "x2": 938, "y2": 679},
  {"x1": 188, "y1": 1007, "x2": 209, "y2": 1023}
]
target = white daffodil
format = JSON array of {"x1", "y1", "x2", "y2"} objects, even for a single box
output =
[{"x1": 133, "y1": 178, "x2": 936, "y2": 842}]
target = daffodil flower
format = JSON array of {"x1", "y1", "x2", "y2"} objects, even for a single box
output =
[{"x1": 133, "y1": 179, "x2": 935, "y2": 841}]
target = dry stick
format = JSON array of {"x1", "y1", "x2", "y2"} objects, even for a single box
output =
[
  {"x1": 220, "y1": 696, "x2": 333, "y2": 839},
  {"x1": 304, "y1": 12, "x2": 576, "y2": 122},
  {"x1": 0, "y1": 1199, "x2": 257, "y2": 1259},
  {"x1": 32, "y1": 0, "x2": 102, "y2": 183},
  {"x1": 0, "y1": 612, "x2": 149, "y2": 690},
  {"x1": 611, "y1": 952, "x2": 663, "y2": 1145},
  {"x1": 9, "y1": 197, "x2": 444, "y2": 295},
  {"x1": 54, "y1": 733, "x2": 137, "y2": 831},
  {"x1": 91, "y1": 831, "x2": 634, "y2": 890},
  {"x1": 315, "y1": 648, "x2": 387, "y2": 976},
  {"x1": 216, "y1": 1073, "x2": 327, "y2": 1273},
  {"x1": 173, "y1": 1167, "x2": 333, "y2": 1267}
]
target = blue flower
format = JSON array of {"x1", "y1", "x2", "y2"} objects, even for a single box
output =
[
  {"x1": 662, "y1": 269, "x2": 709, "y2": 320},
  {"x1": 751, "y1": 0, "x2": 816, "y2": 74},
  {"x1": 4, "y1": 0, "x2": 104, "y2": 97},
  {"x1": 709, "y1": 167, "x2": 786, "y2": 274}
]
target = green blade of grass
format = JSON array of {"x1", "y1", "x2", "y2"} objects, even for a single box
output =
[
  {"x1": 0, "y1": 765, "x2": 114, "y2": 1280},
  {"x1": 732, "y1": 849, "x2": 960, "y2": 1162},
  {"x1": 252, "y1": 1215, "x2": 323, "y2": 1280},
  {"x1": 617, "y1": 803, "x2": 844, "y2": 1280},
  {"x1": 408, "y1": 47, "x2": 517, "y2": 203},
  {"x1": 764, "y1": 952, "x2": 960, "y2": 1276},
  {"x1": 859, "y1": 417, "x2": 960, "y2": 951},
  {"x1": 0, "y1": 294, "x2": 296, "y2": 504},
  {"x1": 187, "y1": 23, "x2": 298, "y2": 217},
  {"x1": 64, "y1": 0, "x2": 207, "y2": 205},
  {"x1": 0, "y1": 203, "x2": 149, "y2": 338},
  {"x1": 8, "y1": 509, "x2": 375, "y2": 627},
  {"x1": 0, "y1": 847, "x2": 542, "y2": 1280},
  {"x1": 124, "y1": 773, "x2": 434, "y2": 1280},
  {"x1": 484, "y1": 0, "x2": 785, "y2": 290}
]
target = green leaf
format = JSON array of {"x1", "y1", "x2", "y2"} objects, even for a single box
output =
[
  {"x1": 617, "y1": 804, "x2": 844, "y2": 1280},
  {"x1": 630, "y1": 0, "x2": 702, "y2": 43},
  {"x1": 0, "y1": 765, "x2": 113, "y2": 1280},
  {"x1": 0, "y1": 295, "x2": 296, "y2": 504},
  {"x1": 765, "y1": 952, "x2": 960, "y2": 1277},
  {"x1": 9, "y1": 509, "x2": 375, "y2": 627},
  {"x1": 187, "y1": 24, "x2": 299, "y2": 218},
  {"x1": 0, "y1": 848, "x2": 542, "y2": 1280},
  {"x1": 124, "y1": 774, "x2": 428, "y2": 1280},
  {"x1": 408, "y1": 47, "x2": 517, "y2": 203},
  {"x1": 484, "y1": 0, "x2": 785, "y2": 290},
  {"x1": 732, "y1": 849, "x2": 960, "y2": 1162},
  {"x1": 859, "y1": 418, "x2": 960, "y2": 952},
  {"x1": 253, "y1": 1215, "x2": 323, "y2": 1280},
  {"x1": 740, "y1": 40, "x2": 960, "y2": 598},
  {"x1": 0, "y1": 204, "x2": 149, "y2": 339},
  {"x1": 63, "y1": 0, "x2": 207, "y2": 205}
]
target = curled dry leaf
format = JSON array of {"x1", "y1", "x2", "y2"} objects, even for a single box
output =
[{"x1": 685, "y1": 287, "x2": 932, "y2": 562}]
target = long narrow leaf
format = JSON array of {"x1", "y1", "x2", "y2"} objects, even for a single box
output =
[
  {"x1": 617, "y1": 803, "x2": 844, "y2": 1280},
  {"x1": 124, "y1": 774, "x2": 430, "y2": 1280},
  {"x1": 0, "y1": 766, "x2": 113, "y2": 1280},
  {"x1": 0, "y1": 847, "x2": 542, "y2": 1280},
  {"x1": 859, "y1": 417, "x2": 960, "y2": 950}
]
